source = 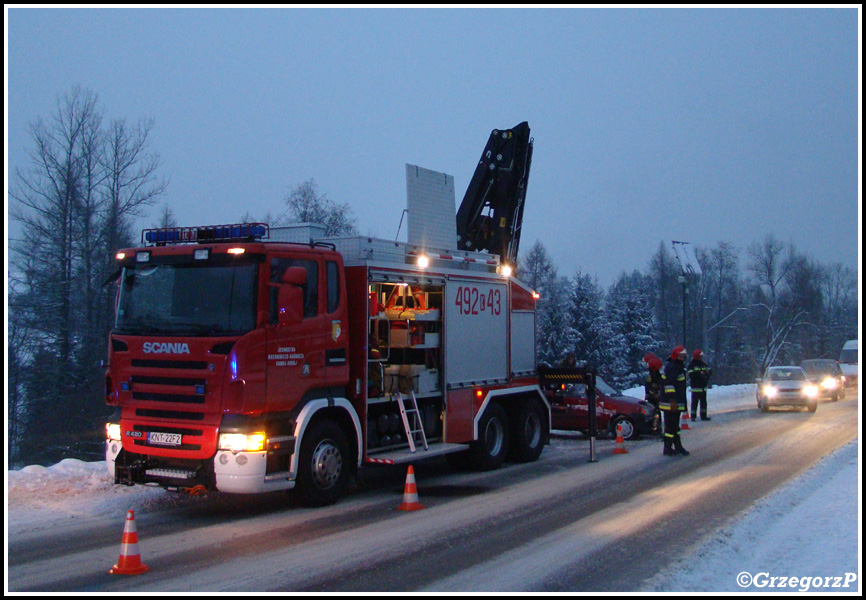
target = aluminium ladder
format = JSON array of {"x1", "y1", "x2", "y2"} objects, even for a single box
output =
[{"x1": 396, "y1": 391, "x2": 428, "y2": 452}]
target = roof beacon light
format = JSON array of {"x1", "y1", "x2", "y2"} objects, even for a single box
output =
[
  {"x1": 142, "y1": 223, "x2": 269, "y2": 246},
  {"x1": 501, "y1": 264, "x2": 513, "y2": 278}
]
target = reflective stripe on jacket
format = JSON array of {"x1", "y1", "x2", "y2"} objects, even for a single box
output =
[
  {"x1": 688, "y1": 359, "x2": 712, "y2": 393},
  {"x1": 660, "y1": 358, "x2": 687, "y2": 411}
]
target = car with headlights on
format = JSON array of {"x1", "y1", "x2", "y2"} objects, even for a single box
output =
[
  {"x1": 756, "y1": 366, "x2": 819, "y2": 412},
  {"x1": 547, "y1": 376, "x2": 658, "y2": 440},
  {"x1": 799, "y1": 359, "x2": 846, "y2": 402}
]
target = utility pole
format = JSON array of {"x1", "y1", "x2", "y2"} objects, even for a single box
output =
[{"x1": 671, "y1": 241, "x2": 702, "y2": 350}]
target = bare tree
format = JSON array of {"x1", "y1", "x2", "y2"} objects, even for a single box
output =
[
  {"x1": 9, "y1": 86, "x2": 168, "y2": 464},
  {"x1": 284, "y1": 178, "x2": 358, "y2": 236},
  {"x1": 155, "y1": 203, "x2": 178, "y2": 229},
  {"x1": 746, "y1": 235, "x2": 810, "y2": 373},
  {"x1": 10, "y1": 86, "x2": 103, "y2": 365}
]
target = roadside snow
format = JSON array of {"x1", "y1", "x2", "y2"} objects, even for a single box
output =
[{"x1": 640, "y1": 439, "x2": 860, "y2": 593}]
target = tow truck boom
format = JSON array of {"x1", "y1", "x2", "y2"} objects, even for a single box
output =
[{"x1": 455, "y1": 121, "x2": 533, "y2": 267}]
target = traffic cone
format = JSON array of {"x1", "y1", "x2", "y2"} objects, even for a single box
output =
[
  {"x1": 613, "y1": 422, "x2": 628, "y2": 455},
  {"x1": 680, "y1": 411, "x2": 691, "y2": 430},
  {"x1": 109, "y1": 509, "x2": 149, "y2": 575},
  {"x1": 397, "y1": 465, "x2": 425, "y2": 511}
]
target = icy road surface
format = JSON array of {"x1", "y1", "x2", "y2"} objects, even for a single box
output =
[{"x1": 6, "y1": 384, "x2": 860, "y2": 592}]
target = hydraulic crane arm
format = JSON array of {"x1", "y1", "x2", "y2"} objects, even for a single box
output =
[{"x1": 455, "y1": 122, "x2": 533, "y2": 267}]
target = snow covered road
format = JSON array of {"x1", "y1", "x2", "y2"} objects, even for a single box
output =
[{"x1": 6, "y1": 384, "x2": 860, "y2": 592}]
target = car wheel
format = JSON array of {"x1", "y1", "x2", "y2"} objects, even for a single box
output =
[
  {"x1": 807, "y1": 401, "x2": 817, "y2": 413},
  {"x1": 295, "y1": 420, "x2": 350, "y2": 507},
  {"x1": 510, "y1": 399, "x2": 546, "y2": 463},
  {"x1": 610, "y1": 415, "x2": 638, "y2": 440},
  {"x1": 470, "y1": 403, "x2": 510, "y2": 471},
  {"x1": 758, "y1": 398, "x2": 769, "y2": 413}
]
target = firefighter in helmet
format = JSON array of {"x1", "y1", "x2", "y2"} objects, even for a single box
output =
[{"x1": 660, "y1": 346, "x2": 690, "y2": 456}]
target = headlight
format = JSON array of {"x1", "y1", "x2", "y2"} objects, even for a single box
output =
[
  {"x1": 820, "y1": 377, "x2": 837, "y2": 390},
  {"x1": 219, "y1": 432, "x2": 265, "y2": 453},
  {"x1": 105, "y1": 423, "x2": 121, "y2": 441},
  {"x1": 764, "y1": 385, "x2": 778, "y2": 398},
  {"x1": 804, "y1": 385, "x2": 819, "y2": 398}
]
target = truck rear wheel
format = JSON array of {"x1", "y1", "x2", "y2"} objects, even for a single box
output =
[
  {"x1": 471, "y1": 403, "x2": 510, "y2": 471},
  {"x1": 295, "y1": 420, "x2": 349, "y2": 507},
  {"x1": 511, "y1": 400, "x2": 546, "y2": 463}
]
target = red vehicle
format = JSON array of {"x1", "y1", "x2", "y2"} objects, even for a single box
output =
[
  {"x1": 103, "y1": 222, "x2": 548, "y2": 506},
  {"x1": 548, "y1": 377, "x2": 658, "y2": 440}
]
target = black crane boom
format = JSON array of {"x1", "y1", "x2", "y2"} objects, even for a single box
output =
[{"x1": 455, "y1": 122, "x2": 533, "y2": 267}]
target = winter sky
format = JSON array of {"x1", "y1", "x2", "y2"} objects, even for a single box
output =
[{"x1": 6, "y1": 7, "x2": 860, "y2": 286}]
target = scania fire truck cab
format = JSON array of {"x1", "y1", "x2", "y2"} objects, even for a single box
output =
[{"x1": 105, "y1": 222, "x2": 547, "y2": 506}]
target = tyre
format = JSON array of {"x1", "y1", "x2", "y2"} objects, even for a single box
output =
[
  {"x1": 807, "y1": 401, "x2": 817, "y2": 413},
  {"x1": 470, "y1": 403, "x2": 510, "y2": 471},
  {"x1": 609, "y1": 415, "x2": 638, "y2": 440},
  {"x1": 295, "y1": 420, "x2": 350, "y2": 507},
  {"x1": 758, "y1": 398, "x2": 769, "y2": 413},
  {"x1": 510, "y1": 400, "x2": 546, "y2": 463}
]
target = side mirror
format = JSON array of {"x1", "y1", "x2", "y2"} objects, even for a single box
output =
[{"x1": 282, "y1": 266, "x2": 306, "y2": 286}]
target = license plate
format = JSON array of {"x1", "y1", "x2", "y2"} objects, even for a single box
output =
[{"x1": 148, "y1": 432, "x2": 182, "y2": 446}]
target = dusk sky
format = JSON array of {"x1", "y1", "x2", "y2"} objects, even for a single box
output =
[{"x1": 6, "y1": 7, "x2": 860, "y2": 286}]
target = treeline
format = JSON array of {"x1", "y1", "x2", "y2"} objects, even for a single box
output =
[
  {"x1": 8, "y1": 87, "x2": 168, "y2": 466},
  {"x1": 519, "y1": 238, "x2": 857, "y2": 391}
]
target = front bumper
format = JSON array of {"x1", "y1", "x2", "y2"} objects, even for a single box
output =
[
  {"x1": 761, "y1": 392, "x2": 814, "y2": 407},
  {"x1": 106, "y1": 441, "x2": 297, "y2": 494}
]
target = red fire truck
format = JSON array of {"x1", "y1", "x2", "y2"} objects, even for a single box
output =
[{"x1": 104, "y1": 222, "x2": 548, "y2": 505}]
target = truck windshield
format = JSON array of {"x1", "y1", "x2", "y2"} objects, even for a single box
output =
[{"x1": 115, "y1": 260, "x2": 258, "y2": 336}]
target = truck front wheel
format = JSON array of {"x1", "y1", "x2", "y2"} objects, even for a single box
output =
[{"x1": 295, "y1": 420, "x2": 349, "y2": 507}]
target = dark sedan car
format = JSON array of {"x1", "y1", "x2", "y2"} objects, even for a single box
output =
[
  {"x1": 800, "y1": 359, "x2": 846, "y2": 401},
  {"x1": 548, "y1": 377, "x2": 657, "y2": 440}
]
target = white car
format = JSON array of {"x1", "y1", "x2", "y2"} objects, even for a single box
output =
[
  {"x1": 756, "y1": 366, "x2": 819, "y2": 413},
  {"x1": 838, "y1": 340, "x2": 857, "y2": 388}
]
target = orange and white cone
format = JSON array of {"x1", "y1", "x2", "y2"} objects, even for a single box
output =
[
  {"x1": 680, "y1": 411, "x2": 691, "y2": 430},
  {"x1": 613, "y1": 422, "x2": 628, "y2": 455},
  {"x1": 109, "y1": 509, "x2": 149, "y2": 575},
  {"x1": 397, "y1": 465, "x2": 425, "y2": 511}
]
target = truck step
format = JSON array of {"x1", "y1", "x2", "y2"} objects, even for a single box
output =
[{"x1": 364, "y1": 442, "x2": 469, "y2": 465}]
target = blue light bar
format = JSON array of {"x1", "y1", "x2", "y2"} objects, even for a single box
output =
[{"x1": 142, "y1": 223, "x2": 269, "y2": 246}]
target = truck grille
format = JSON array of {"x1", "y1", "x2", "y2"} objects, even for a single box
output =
[
  {"x1": 132, "y1": 391, "x2": 205, "y2": 404},
  {"x1": 126, "y1": 359, "x2": 211, "y2": 406},
  {"x1": 135, "y1": 409, "x2": 206, "y2": 421},
  {"x1": 132, "y1": 358, "x2": 209, "y2": 370}
]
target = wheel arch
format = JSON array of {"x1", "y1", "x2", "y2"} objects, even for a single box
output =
[
  {"x1": 291, "y1": 398, "x2": 362, "y2": 481},
  {"x1": 475, "y1": 385, "x2": 550, "y2": 444}
]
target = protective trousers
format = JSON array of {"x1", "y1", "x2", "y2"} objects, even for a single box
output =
[
  {"x1": 663, "y1": 410, "x2": 685, "y2": 455},
  {"x1": 691, "y1": 391, "x2": 708, "y2": 419}
]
